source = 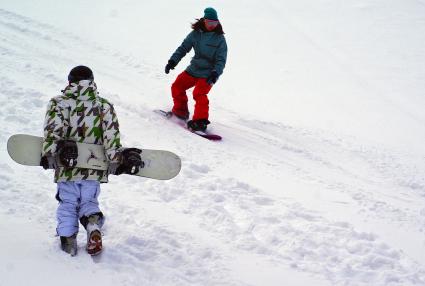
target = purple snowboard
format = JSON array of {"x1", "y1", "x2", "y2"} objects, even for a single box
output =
[{"x1": 154, "y1": 110, "x2": 222, "y2": 141}]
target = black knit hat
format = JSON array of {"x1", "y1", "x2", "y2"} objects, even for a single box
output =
[{"x1": 68, "y1": 65, "x2": 94, "y2": 83}]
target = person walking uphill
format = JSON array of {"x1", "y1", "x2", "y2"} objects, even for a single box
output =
[
  {"x1": 165, "y1": 7, "x2": 228, "y2": 132},
  {"x1": 40, "y1": 66, "x2": 142, "y2": 256}
]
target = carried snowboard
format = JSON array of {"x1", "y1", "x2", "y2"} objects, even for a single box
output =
[
  {"x1": 154, "y1": 110, "x2": 222, "y2": 141},
  {"x1": 7, "y1": 134, "x2": 181, "y2": 180}
]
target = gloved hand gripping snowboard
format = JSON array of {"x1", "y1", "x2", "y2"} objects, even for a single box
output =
[
  {"x1": 40, "y1": 139, "x2": 78, "y2": 169},
  {"x1": 114, "y1": 148, "x2": 144, "y2": 175},
  {"x1": 56, "y1": 140, "x2": 78, "y2": 168}
]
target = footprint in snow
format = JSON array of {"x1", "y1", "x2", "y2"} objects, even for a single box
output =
[{"x1": 184, "y1": 163, "x2": 210, "y2": 179}]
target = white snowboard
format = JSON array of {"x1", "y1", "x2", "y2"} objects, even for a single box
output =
[{"x1": 7, "y1": 134, "x2": 181, "y2": 180}]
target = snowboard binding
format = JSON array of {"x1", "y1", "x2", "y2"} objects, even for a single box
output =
[{"x1": 187, "y1": 119, "x2": 210, "y2": 132}]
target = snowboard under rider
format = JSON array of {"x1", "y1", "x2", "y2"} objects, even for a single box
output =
[
  {"x1": 165, "y1": 7, "x2": 228, "y2": 132},
  {"x1": 40, "y1": 66, "x2": 143, "y2": 256}
]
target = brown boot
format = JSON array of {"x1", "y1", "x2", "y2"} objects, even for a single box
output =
[{"x1": 84, "y1": 214, "x2": 103, "y2": 256}]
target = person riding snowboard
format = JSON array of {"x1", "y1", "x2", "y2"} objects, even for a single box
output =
[
  {"x1": 165, "y1": 7, "x2": 227, "y2": 132},
  {"x1": 40, "y1": 66, "x2": 142, "y2": 256}
]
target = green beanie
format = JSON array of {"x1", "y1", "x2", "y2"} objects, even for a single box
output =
[{"x1": 204, "y1": 7, "x2": 218, "y2": 21}]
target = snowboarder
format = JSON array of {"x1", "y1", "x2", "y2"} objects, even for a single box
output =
[
  {"x1": 165, "y1": 7, "x2": 228, "y2": 132},
  {"x1": 40, "y1": 65, "x2": 142, "y2": 256}
]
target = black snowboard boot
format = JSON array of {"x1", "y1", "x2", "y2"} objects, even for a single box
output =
[
  {"x1": 187, "y1": 119, "x2": 210, "y2": 132},
  {"x1": 80, "y1": 213, "x2": 103, "y2": 256},
  {"x1": 60, "y1": 233, "x2": 78, "y2": 256}
]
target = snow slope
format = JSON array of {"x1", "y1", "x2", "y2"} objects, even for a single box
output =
[{"x1": 1, "y1": 1, "x2": 425, "y2": 285}]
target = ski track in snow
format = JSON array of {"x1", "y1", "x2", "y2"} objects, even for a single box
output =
[{"x1": 1, "y1": 8, "x2": 425, "y2": 286}]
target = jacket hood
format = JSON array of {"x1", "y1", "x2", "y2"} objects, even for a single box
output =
[{"x1": 62, "y1": 80, "x2": 98, "y2": 101}]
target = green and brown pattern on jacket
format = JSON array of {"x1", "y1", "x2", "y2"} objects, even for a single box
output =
[{"x1": 42, "y1": 80, "x2": 122, "y2": 183}]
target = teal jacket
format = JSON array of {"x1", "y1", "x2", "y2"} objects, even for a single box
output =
[{"x1": 170, "y1": 30, "x2": 227, "y2": 79}]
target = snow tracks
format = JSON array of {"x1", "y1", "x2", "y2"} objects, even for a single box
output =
[{"x1": 1, "y1": 7, "x2": 425, "y2": 286}]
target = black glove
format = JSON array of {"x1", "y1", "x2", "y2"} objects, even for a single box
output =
[
  {"x1": 115, "y1": 148, "x2": 144, "y2": 175},
  {"x1": 207, "y1": 70, "x2": 219, "y2": 84},
  {"x1": 56, "y1": 140, "x2": 78, "y2": 168},
  {"x1": 165, "y1": 60, "x2": 176, "y2": 74}
]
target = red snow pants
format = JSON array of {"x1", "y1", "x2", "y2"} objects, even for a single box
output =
[{"x1": 171, "y1": 71, "x2": 212, "y2": 121}]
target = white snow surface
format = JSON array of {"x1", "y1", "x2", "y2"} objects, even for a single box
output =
[{"x1": 1, "y1": 1, "x2": 425, "y2": 285}]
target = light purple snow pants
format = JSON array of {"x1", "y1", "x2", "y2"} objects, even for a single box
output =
[{"x1": 56, "y1": 180, "x2": 104, "y2": 237}]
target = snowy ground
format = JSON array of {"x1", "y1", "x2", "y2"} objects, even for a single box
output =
[{"x1": 1, "y1": 1, "x2": 425, "y2": 285}]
